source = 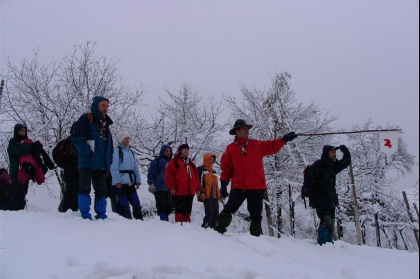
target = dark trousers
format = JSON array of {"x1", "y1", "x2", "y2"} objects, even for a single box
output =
[
  {"x1": 202, "y1": 198, "x2": 220, "y2": 228},
  {"x1": 6, "y1": 179, "x2": 29, "y2": 210},
  {"x1": 78, "y1": 168, "x2": 107, "y2": 197},
  {"x1": 223, "y1": 189, "x2": 264, "y2": 221},
  {"x1": 155, "y1": 190, "x2": 173, "y2": 216},
  {"x1": 59, "y1": 167, "x2": 79, "y2": 212}
]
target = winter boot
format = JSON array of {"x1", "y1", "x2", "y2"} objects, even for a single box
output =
[
  {"x1": 317, "y1": 224, "x2": 329, "y2": 245},
  {"x1": 175, "y1": 213, "x2": 184, "y2": 223},
  {"x1": 214, "y1": 210, "x2": 232, "y2": 234},
  {"x1": 249, "y1": 219, "x2": 263, "y2": 237},
  {"x1": 158, "y1": 212, "x2": 169, "y2": 221},
  {"x1": 94, "y1": 196, "x2": 107, "y2": 220},
  {"x1": 133, "y1": 206, "x2": 144, "y2": 220},
  {"x1": 78, "y1": 194, "x2": 92, "y2": 220}
]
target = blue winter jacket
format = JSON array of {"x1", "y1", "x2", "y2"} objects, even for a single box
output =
[
  {"x1": 147, "y1": 145, "x2": 172, "y2": 191},
  {"x1": 72, "y1": 96, "x2": 114, "y2": 170},
  {"x1": 110, "y1": 144, "x2": 141, "y2": 186}
]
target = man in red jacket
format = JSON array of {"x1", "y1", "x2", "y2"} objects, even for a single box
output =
[
  {"x1": 165, "y1": 144, "x2": 205, "y2": 223},
  {"x1": 214, "y1": 119, "x2": 297, "y2": 236}
]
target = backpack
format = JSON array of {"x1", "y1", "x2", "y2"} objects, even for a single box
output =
[
  {"x1": 301, "y1": 161, "x2": 321, "y2": 209},
  {"x1": 53, "y1": 113, "x2": 93, "y2": 168}
]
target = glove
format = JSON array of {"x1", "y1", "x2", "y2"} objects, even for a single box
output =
[
  {"x1": 148, "y1": 184, "x2": 157, "y2": 194},
  {"x1": 335, "y1": 145, "x2": 346, "y2": 151},
  {"x1": 32, "y1": 140, "x2": 43, "y2": 151},
  {"x1": 220, "y1": 180, "x2": 229, "y2": 198},
  {"x1": 282, "y1": 132, "x2": 297, "y2": 143}
]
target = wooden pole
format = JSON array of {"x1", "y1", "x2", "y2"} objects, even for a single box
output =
[
  {"x1": 297, "y1": 129, "x2": 401, "y2": 137},
  {"x1": 263, "y1": 190, "x2": 274, "y2": 237},
  {"x1": 413, "y1": 203, "x2": 419, "y2": 221},
  {"x1": 402, "y1": 191, "x2": 419, "y2": 248},
  {"x1": 276, "y1": 189, "x2": 282, "y2": 238},
  {"x1": 288, "y1": 184, "x2": 295, "y2": 237},
  {"x1": 349, "y1": 164, "x2": 363, "y2": 245}
]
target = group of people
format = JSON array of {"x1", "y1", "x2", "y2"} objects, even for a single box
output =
[{"x1": 0, "y1": 95, "x2": 351, "y2": 245}]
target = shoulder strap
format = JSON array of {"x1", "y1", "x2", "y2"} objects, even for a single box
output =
[{"x1": 87, "y1": 112, "x2": 93, "y2": 125}]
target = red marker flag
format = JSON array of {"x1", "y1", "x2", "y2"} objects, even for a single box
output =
[{"x1": 379, "y1": 131, "x2": 399, "y2": 156}]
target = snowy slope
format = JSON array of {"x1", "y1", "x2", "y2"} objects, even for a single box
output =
[{"x1": 1, "y1": 184, "x2": 419, "y2": 279}]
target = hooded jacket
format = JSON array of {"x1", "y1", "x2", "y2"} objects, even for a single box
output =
[
  {"x1": 72, "y1": 96, "x2": 114, "y2": 170},
  {"x1": 110, "y1": 143, "x2": 141, "y2": 186},
  {"x1": 220, "y1": 137, "x2": 286, "y2": 190},
  {"x1": 313, "y1": 145, "x2": 351, "y2": 208},
  {"x1": 165, "y1": 150, "x2": 202, "y2": 196},
  {"x1": 198, "y1": 153, "x2": 220, "y2": 199},
  {"x1": 7, "y1": 124, "x2": 32, "y2": 179},
  {"x1": 147, "y1": 144, "x2": 172, "y2": 191}
]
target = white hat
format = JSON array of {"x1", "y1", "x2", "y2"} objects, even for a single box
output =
[{"x1": 117, "y1": 132, "x2": 130, "y2": 143}]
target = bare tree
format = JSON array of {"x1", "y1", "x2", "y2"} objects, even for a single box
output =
[{"x1": 0, "y1": 41, "x2": 145, "y2": 195}]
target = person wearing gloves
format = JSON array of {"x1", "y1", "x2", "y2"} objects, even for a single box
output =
[
  {"x1": 110, "y1": 132, "x2": 143, "y2": 220},
  {"x1": 147, "y1": 144, "x2": 173, "y2": 221},
  {"x1": 214, "y1": 119, "x2": 298, "y2": 236},
  {"x1": 312, "y1": 144, "x2": 351, "y2": 245},
  {"x1": 165, "y1": 143, "x2": 205, "y2": 224}
]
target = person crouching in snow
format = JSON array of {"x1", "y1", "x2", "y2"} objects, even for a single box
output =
[
  {"x1": 165, "y1": 144, "x2": 205, "y2": 224},
  {"x1": 214, "y1": 119, "x2": 297, "y2": 236},
  {"x1": 110, "y1": 132, "x2": 143, "y2": 220}
]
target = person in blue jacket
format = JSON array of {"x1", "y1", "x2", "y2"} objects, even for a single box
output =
[
  {"x1": 110, "y1": 131, "x2": 143, "y2": 220},
  {"x1": 147, "y1": 144, "x2": 173, "y2": 221},
  {"x1": 72, "y1": 96, "x2": 114, "y2": 220}
]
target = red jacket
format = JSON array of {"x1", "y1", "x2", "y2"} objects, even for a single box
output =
[
  {"x1": 165, "y1": 155, "x2": 202, "y2": 196},
  {"x1": 220, "y1": 137, "x2": 286, "y2": 190},
  {"x1": 18, "y1": 153, "x2": 45, "y2": 185}
]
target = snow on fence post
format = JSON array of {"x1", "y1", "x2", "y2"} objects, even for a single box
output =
[
  {"x1": 288, "y1": 184, "x2": 295, "y2": 237},
  {"x1": 402, "y1": 191, "x2": 419, "y2": 249},
  {"x1": 349, "y1": 164, "x2": 363, "y2": 246},
  {"x1": 263, "y1": 190, "x2": 274, "y2": 237}
]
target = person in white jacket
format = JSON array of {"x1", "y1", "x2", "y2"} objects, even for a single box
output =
[{"x1": 110, "y1": 132, "x2": 143, "y2": 220}]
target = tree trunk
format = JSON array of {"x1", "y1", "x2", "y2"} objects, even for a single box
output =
[{"x1": 264, "y1": 190, "x2": 274, "y2": 237}]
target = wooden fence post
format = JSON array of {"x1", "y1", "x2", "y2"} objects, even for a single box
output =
[
  {"x1": 264, "y1": 190, "x2": 274, "y2": 237},
  {"x1": 402, "y1": 191, "x2": 419, "y2": 249},
  {"x1": 349, "y1": 164, "x2": 363, "y2": 246},
  {"x1": 288, "y1": 184, "x2": 295, "y2": 237}
]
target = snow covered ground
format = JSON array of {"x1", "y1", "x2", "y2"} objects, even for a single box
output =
[{"x1": 1, "y1": 184, "x2": 419, "y2": 279}]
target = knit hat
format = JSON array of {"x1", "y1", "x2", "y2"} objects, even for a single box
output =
[
  {"x1": 177, "y1": 143, "x2": 190, "y2": 153},
  {"x1": 117, "y1": 132, "x2": 130, "y2": 143}
]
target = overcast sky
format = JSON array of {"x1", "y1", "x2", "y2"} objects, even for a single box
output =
[{"x1": 1, "y1": 0, "x2": 419, "y2": 186}]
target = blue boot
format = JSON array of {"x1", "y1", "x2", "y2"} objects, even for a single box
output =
[
  {"x1": 94, "y1": 196, "x2": 107, "y2": 219},
  {"x1": 317, "y1": 225, "x2": 329, "y2": 245},
  {"x1": 158, "y1": 212, "x2": 169, "y2": 221},
  {"x1": 78, "y1": 194, "x2": 92, "y2": 220}
]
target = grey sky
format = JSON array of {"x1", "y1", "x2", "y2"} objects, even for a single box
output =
[{"x1": 1, "y1": 0, "x2": 419, "y2": 186}]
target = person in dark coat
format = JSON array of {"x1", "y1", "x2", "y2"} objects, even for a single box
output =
[
  {"x1": 6, "y1": 124, "x2": 38, "y2": 210},
  {"x1": 0, "y1": 168, "x2": 13, "y2": 210},
  {"x1": 147, "y1": 144, "x2": 173, "y2": 221},
  {"x1": 72, "y1": 96, "x2": 114, "y2": 220},
  {"x1": 312, "y1": 144, "x2": 351, "y2": 245},
  {"x1": 58, "y1": 125, "x2": 80, "y2": 213},
  {"x1": 214, "y1": 119, "x2": 297, "y2": 236}
]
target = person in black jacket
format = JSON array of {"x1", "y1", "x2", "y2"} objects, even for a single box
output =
[{"x1": 313, "y1": 144, "x2": 351, "y2": 245}]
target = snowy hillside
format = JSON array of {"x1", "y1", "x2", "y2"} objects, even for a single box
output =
[{"x1": 1, "y1": 183, "x2": 419, "y2": 279}]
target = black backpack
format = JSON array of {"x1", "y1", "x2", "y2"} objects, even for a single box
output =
[
  {"x1": 52, "y1": 137, "x2": 76, "y2": 168},
  {"x1": 301, "y1": 161, "x2": 321, "y2": 208}
]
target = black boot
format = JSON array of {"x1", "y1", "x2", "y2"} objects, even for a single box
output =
[
  {"x1": 214, "y1": 210, "x2": 232, "y2": 234},
  {"x1": 249, "y1": 219, "x2": 262, "y2": 237},
  {"x1": 133, "y1": 206, "x2": 144, "y2": 220}
]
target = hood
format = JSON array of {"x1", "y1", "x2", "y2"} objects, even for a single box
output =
[
  {"x1": 159, "y1": 144, "x2": 173, "y2": 158},
  {"x1": 321, "y1": 145, "x2": 335, "y2": 164},
  {"x1": 13, "y1": 123, "x2": 28, "y2": 141},
  {"x1": 90, "y1": 96, "x2": 109, "y2": 120},
  {"x1": 202, "y1": 153, "x2": 216, "y2": 170}
]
